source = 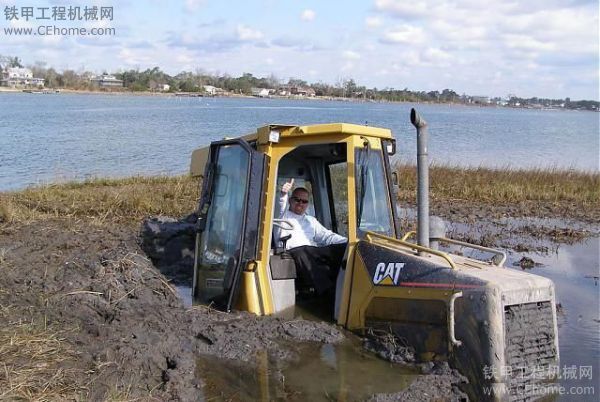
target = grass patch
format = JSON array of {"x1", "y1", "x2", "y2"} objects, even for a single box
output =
[
  {"x1": 1, "y1": 167, "x2": 598, "y2": 225},
  {"x1": 396, "y1": 163, "x2": 599, "y2": 206},
  {"x1": 0, "y1": 309, "x2": 86, "y2": 401},
  {"x1": 0, "y1": 175, "x2": 199, "y2": 224}
]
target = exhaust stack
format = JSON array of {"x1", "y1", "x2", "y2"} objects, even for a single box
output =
[{"x1": 410, "y1": 108, "x2": 429, "y2": 248}]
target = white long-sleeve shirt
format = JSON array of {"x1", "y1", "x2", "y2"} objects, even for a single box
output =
[{"x1": 275, "y1": 193, "x2": 347, "y2": 250}]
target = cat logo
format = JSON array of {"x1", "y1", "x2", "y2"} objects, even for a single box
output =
[{"x1": 373, "y1": 262, "x2": 405, "y2": 285}]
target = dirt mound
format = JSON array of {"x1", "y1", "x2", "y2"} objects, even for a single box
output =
[{"x1": 140, "y1": 214, "x2": 197, "y2": 284}]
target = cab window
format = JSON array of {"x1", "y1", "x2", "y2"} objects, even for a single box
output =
[
  {"x1": 196, "y1": 144, "x2": 249, "y2": 303},
  {"x1": 355, "y1": 148, "x2": 393, "y2": 237},
  {"x1": 328, "y1": 162, "x2": 348, "y2": 237}
]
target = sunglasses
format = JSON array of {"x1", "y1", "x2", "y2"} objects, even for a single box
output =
[{"x1": 291, "y1": 197, "x2": 309, "y2": 204}]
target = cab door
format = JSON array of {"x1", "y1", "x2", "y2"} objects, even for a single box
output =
[
  {"x1": 337, "y1": 144, "x2": 398, "y2": 326},
  {"x1": 193, "y1": 139, "x2": 266, "y2": 311}
]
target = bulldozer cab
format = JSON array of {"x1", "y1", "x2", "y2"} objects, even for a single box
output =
[{"x1": 190, "y1": 123, "x2": 399, "y2": 319}]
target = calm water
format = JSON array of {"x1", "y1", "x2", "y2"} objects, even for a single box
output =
[{"x1": 0, "y1": 92, "x2": 598, "y2": 191}]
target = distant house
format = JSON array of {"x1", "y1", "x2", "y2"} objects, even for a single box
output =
[
  {"x1": 291, "y1": 86, "x2": 315, "y2": 97},
  {"x1": 30, "y1": 77, "x2": 45, "y2": 87},
  {"x1": 251, "y1": 87, "x2": 270, "y2": 97},
  {"x1": 90, "y1": 74, "x2": 123, "y2": 88},
  {"x1": 277, "y1": 86, "x2": 291, "y2": 96},
  {"x1": 470, "y1": 96, "x2": 490, "y2": 104},
  {"x1": 1, "y1": 67, "x2": 45, "y2": 87},
  {"x1": 148, "y1": 81, "x2": 169, "y2": 92},
  {"x1": 203, "y1": 85, "x2": 224, "y2": 96}
]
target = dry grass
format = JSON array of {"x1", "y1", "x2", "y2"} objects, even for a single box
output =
[
  {"x1": 1, "y1": 167, "x2": 598, "y2": 225},
  {"x1": 396, "y1": 163, "x2": 600, "y2": 206},
  {"x1": 0, "y1": 175, "x2": 199, "y2": 225},
  {"x1": 0, "y1": 308, "x2": 86, "y2": 401}
]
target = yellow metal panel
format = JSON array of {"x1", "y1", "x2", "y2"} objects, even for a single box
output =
[
  {"x1": 366, "y1": 231, "x2": 457, "y2": 269},
  {"x1": 296, "y1": 123, "x2": 392, "y2": 139},
  {"x1": 338, "y1": 134, "x2": 361, "y2": 326},
  {"x1": 344, "y1": 250, "x2": 374, "y2": 329},
  {"x1": 255, "y1": 123, "x2": 393, "y2": 143},
  {"x1": 357, "y1": 135, "x2": 383, "y2": 150},
  {"x1": 253, "y1": 143, "x2": 275, "y2": 315},
  {"x1": 192, "y1": 123, "x2": 390, "y2": 177},
  {"x1": 341, "y1": 240, "x2": 453, "y2": 330},
  {"x1": 341, "y1": 134, "x2": 381, "y2": 327},
  {"x1": 236, "y1": 270, "x2": 262, "y2": 314}
]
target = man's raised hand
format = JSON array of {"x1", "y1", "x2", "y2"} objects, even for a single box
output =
[{"x1": 281, "y1": 178, "x2": 294, "y2": 195}]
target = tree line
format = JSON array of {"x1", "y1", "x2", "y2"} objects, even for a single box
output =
[{"x1": 1, "y1": 55, "x2": 597, "y2": 110}]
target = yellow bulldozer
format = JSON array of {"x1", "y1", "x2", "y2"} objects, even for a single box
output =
[{"x1": 189, "y1": 109, "x2": 559, "y2": 401}]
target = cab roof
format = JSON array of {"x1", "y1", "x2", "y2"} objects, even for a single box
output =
[
  {"x1": 254, "y1": 123, "x2": 393, "y2": 144},
  {"x1": 190, "y1": 123, "x2": 393, "y2": 177}
]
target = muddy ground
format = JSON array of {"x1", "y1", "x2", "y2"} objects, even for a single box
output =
[
  {"x1": 0, "y1": 201, "x2": 597, "y2": 401},
  {"x1": 402, "y1": 198, "x2": 599, "y2": 255},
  {"x1": 0, "y1": 219, "x2": 466, "y2": 401}
]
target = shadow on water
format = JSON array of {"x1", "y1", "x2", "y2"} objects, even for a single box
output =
[{"x1": 195, "y1": 338, "x2": 418, "y2": 401}]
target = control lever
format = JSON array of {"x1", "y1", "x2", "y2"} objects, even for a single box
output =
[{"x1": 277, "y1": 234, "x2": 292, "y2": 257}]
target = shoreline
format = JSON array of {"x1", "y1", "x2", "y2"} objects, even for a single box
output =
[{"x1": 1, "y1": 87, "x2": 596, "y2": 111}]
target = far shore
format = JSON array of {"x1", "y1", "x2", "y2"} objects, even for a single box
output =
[
  {"x1": 2, "y1": 87, "x2": 595, "y2": 111},
  {"x1": 0, "y1": 86, "x2": 415, "y2": 102}
]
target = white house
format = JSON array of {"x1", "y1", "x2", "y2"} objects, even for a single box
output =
[
  {"x1": 90, "y1": 74, "x2": 123, "y2": 88},
  {"x1": 251, "y1": 87, "x2": 270, "y2": 97},
  {"x1": 203, "y1": 85, "x2": 224, "y2": 96},
  {"x1": 1, "y1": 67, "x2": 45, "y2": 87},
  {"x1": 291, "y1": 86, "x2": 316, "y2": 97}
]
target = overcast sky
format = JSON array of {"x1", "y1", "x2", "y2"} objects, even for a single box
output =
[{"x1": 1, "y1": 0, "x2": 598, "y2": 100}]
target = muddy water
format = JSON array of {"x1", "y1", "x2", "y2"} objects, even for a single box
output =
[
  {"x1": 177, "y1": 285, "x2": 193, "y2": 308},
  {"x1": 173, "y1": 283, "x2": 418, "y2": 400},
  {"x1": 173, "y1": 285, "x2": 419, "y2": 400},
  {"x1": 278, "y1": 341, "x2": 416, "y2": 400},
  {"x1": 194, "y1": 330, "x2": 418, "y2": 401}
]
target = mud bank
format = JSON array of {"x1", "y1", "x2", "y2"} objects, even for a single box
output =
[
  {"x1": 399, "y1": 198, "x2": 599, "y2": 256},
  {"x1": 0, "y1": 219, "x2": 465, "y2": 401}
]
